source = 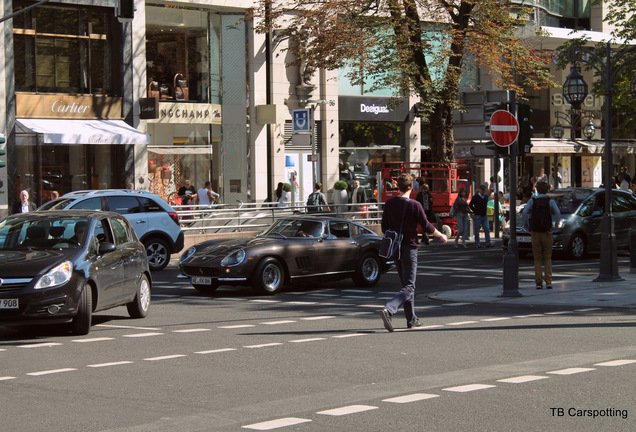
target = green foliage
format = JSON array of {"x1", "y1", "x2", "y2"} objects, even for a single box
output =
[
  {"x1": 283, "y1": 183, "x2": 292, "y2": 192},
  {"x1": 334, "y1": 180, "x2": 348, "y2": 190}
]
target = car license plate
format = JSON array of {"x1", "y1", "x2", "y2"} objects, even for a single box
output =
[
  {"x1": 191, "y1": 276, "x2": 212, "y2": 285},
  {"x1": 517, "y1": 236, "x2": 532, "y2": 243},
  {"x1": 0, "y1": 298, "x2": 19, "y2": 309}
]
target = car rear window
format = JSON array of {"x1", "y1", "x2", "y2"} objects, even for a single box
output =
[
  {"x1": 139, "y1": 197, "x2": 164, "y2": 213},
  {"x1": 107, "y1": 196, "x2": 141, "y2": 214}
]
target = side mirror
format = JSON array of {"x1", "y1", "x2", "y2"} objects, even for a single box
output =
[{"x1": 98, "y1": 242, "x2": 116, "y2": 255}]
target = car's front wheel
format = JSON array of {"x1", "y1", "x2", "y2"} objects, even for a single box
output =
[
  {"x1": 353, "y1": 252, "x2": 381, "y2": 287},
  {"x1": 568, "y1": 233, "x2": 587, "y2": 259},
  {"x1": 193, "y1": 282, "x2": 219, "y2": 295},
  {"x1": 144, "y1": 238, "x2": 170, "y2": 271},
  {"x1": 252, "y1": 257, "x2": 285, "y2": 295},
  {"x1": 72, "y1": 284, "x2": 92, "y2": 335},
  {"x1": 127, "y1": 274, "x2": 151, "y2": 318}
]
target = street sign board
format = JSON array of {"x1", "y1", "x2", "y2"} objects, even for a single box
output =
[
  {"x1": 292, "y1": 109, "x2": 310, "y2": 132},
  {"x1": 489, "y1": 110, "x2": 519, "y2": 147}
]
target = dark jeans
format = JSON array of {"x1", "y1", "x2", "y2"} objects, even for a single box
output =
[{"x1": 384, "y1": 245, "x2": 419, "y2": 326}]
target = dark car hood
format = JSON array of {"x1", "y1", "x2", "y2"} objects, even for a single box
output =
[
  {"x1": 0, "y1": 250, "x2": 74, "y2": 278},
  {"x1": 194, "y1": 236, "x2": 279, "y2": 255}
]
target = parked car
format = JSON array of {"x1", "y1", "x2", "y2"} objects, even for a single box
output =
[
  {"x1": 502, "y1": 188, "x2": 636, "y2": 258},
  {"x1": 38, "y1": 189, "x2": 184, "y2": 271},
  {"x1": 179, "y1": 216, "x2": 393, "y2": 295},
  {"x1": 0, "y1": 210, "x2": 151, "y2": 335}
]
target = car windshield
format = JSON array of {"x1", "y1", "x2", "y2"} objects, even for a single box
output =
[
  {"x1": 260, "y1": 219, "x2": 324, "y2": 238},
  {"x1": 0, "y1": 216, "x2": 91, "y2": 250},
  {"x1": 548, "y1": 190, "x2": 592, "y2": 215},
  {"x1": 38, "y1": 198, "x2": 76, "y2": 211}
]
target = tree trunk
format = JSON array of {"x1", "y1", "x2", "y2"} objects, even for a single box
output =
[{"x1": 429, "y1": 102, "x2": 456, "y2": 163}]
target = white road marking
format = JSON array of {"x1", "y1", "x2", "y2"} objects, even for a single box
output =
[
  {"x1": 172, "y1": 328, "x2": 211, "y2": 333},
  {"x1": 260, "y1": 320, "x2": 297, "y2": 325},
  {"x1": 122, "y1": 333, "x2": 164, "y2": 338},
  {"x1": 419, "y1": 305, "x2": 442, "y2": 309},
  {"x1": 72, "y1": 337, "x2": 115, "y2": 343},
  {"x1": 0, "y1": 376, "x2": 16, "y2": 381},
  {"x1": 301, "y1": 316, "x2": 335, "y2": 321},
  {"x1": 195, "y1": 348, "x2": 237, "y2": 354},
  {"x1": 219, "y1": 325, "x2": 255, "y2": 329},
  {"x1": 308, "y1": 293, "x2": 339, "y2": 297},
  {"x1": 544, "y1": 311, "x2": 571, "y2": 315},
  {"x1": 144, "y1": 354, "x2": 187, "y2": 361},
  {"x1": 87, "y1": 361, "x2": 134, "y2": 368},
  {"x1": 594, "y1": 360, "x2": 636, "y2": 367},
  {"x1": 287, "y1": 301, "x2": 318, "y2": 305},
  {"x1": 289, "y1": 338, "x2": 327, "y2": 343},
  {"x1": 332, "y1": 333, "x2": 368, "y2": 339},
  {"x1": 242, "y1": 417, "x2": 311, "y2": 430},
  {"x1": 343, "y1": 295, "x2": 376, "y2": 299},
  {"x1": 447, "y1": 321, "x2": 478, "y2": 326},
  {"x1": 514, "y1": 314, "x2": 544, "y2": 318},
  {"x1": 244, "y1": 343, "x2": 284, "y2": 349},
  {"x1": 96, "y1": 324, "x2": 161, "y2": 330},
  {"x1": 316, "y1": 405, "x2": 378, "y2": 416},
  {"x1": 383, "y1": 393, "x2": 439, "y2": 403},
  {"x1": 497, "y1": 375, "x2": 549, "y2": 384},
  {"x1": 342, "y1": 289, "x2": 372, "y2": 293},
  {"x1": 443, "y1": 384, "x2": 496, "y2": 392},
  {"x1": 575, "y1": 308, "x2": 603, "y2": 312},
  {"x1": 27, "y1": 368, "x2": 77, "y2": 376},
  {"x1": 482, "y1": 317, "x2": 511, "y2": 322},
  {"x1": 360, "y1": 304, "x2": 385, "y2": 308},
  {"x1": 547, "y1": 367, "x2": 595, "y2": 375},
  {"x1": 250, "y1": 299, "x2": 281, "y2": 303},
  {"x1": 442, "y1": 303, "x2": 474, "y2": 307},
  {"x1": 18, "y1": 342, "x2": 62, "y2": 349}
]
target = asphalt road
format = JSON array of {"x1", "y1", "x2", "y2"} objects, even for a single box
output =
[{"x1": 1, "y1": 243, "x2": 635, "y2": 432}]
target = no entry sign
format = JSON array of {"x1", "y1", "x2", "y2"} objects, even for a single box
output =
[{"x1": 489, "y1": 110, "x2": 519, "y2": 147}]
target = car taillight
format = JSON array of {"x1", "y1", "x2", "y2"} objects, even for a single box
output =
[{"x1": 168, "y1": 211, "x2": 180, "y2": 225}]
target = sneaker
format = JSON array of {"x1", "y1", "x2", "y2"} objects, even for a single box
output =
[
  {"x1": 408, "y1": 320, "x2": 423, "y2": 329},
  {"x1": 379, "y1": 309, "x2": 394, "y2": 332},
  {"x1": 536, "y1": 285, "x2": 543, "y2": 290},
  {"x1": 546, "y1": 284, "x2": 553, "y2": 289}
]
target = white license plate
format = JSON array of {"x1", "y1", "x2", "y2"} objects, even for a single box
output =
[
  {"x1": 517, "y1": 236, "x2": 532, "y2": 243},
  {"x1": 0, "y1": 298, "x2": 19, "y2": 309},
  {"x1": 191, "y1": 276, "x2": 212, "y2": 285}
]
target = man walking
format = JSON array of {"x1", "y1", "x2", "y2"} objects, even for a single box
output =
[
  {"x1": 379, "y1": 174, "x2": 447, "y2": 332},
  {"x1": 469, "y1": 184, "x2": 492, "y2": 248},
  {"x1": 523, "y1": 181, "x2": 561, "y2": 289},
  {"x1": 306, "y1": 182, "x2": 330, "y2": 213},
  {"x1": 12, "y1": 190, "x2": 37, "y2": 214},
  {"x1": 197, "y1": 181, "x2": 219, "y2": 207},
  {"x1": 349, "y1": 180, "x2": 366, "y2": 212}
]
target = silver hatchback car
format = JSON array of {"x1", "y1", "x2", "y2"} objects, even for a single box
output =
[{"x1": 504, "y1": 188, "x2": 636, "y2": 258}]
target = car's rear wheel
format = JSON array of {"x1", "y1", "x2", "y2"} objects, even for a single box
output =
[
  {"x1": 72, "y1": 284, "x2": 92, "y2": 335},
  {"x1": 127, "y1": 274, "x2": 151, "y2": 318},
  {"x1": 193, "y1": 282, "x2": 219, "y2": 295},
  {"x1": 569, "y1": 233, "x2": 587, "y2": 259},
  {"x1": 353, "y1": 252, "x2": 381, "y2": 287},
  {"x1": 252, "y1": 257, "x2": 284, "y2": 295},
  {"x1": 145, "y1": 238, "x2": 170, "y2": 271}
]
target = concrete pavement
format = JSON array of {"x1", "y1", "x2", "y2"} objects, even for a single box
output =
[{"x1": 429, "y1": 266, "x2": 636, "y2": 309}]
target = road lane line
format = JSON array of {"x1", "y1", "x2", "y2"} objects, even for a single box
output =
[
  {"x1": 72, "y1": 337, "x2": 115, "y2": 343},
  {"x1": 447, "y1": 321, "x2": 478, "y2": 326},
  {"x1": 383, "y1": 393, "x2": 439, "y2": 403},
  {"x1": 242, "y1": 417, "x2": 311, "y2": 430},
  {"x1": 547, "y1": 367, "x2": 595, "y2": 375},
  {"x1": 243, "y1": 343, "x2": 283, "y2": 349},
  {"x1": 289, "y1": 338, "x2": 327, "y2": 343},
  {"x1": 0, "y1": 376, "x2": 16, "y2": 381},
  {"x1": 172, "y1": 328, "x2": 211, "y2": 333},
  {"x1": 260, "y1": 320, "x2": 297, "y2": 325},
  {"x1": 144, "y1": 354, "x2": 187, "y2": 361},
  {"x1": 332, "y1": 333, "x2": 368, "y2": 338},
  {"x1": 195, "y1": 348, "x2": 237, "y2": 354},
  {"x1": 482, "y1": 317, "x2": 511, "y2": 322},
  {"x1": 219, "y1": 325, "x2": 255, "y2": 329},
  {"x1": 96, "y1": 324, "x2": 161, "y2": 330},
  {"x1": 443, "y1": 384, "x2": 496, "y2": 392},
  {"x1": 122, "y1": 332, "x2": 164, "y2": 338},
  {"x1": 497, "y1": 375, "x2": 549, "y2": 384},
  {"x1": 442, "y1": 303, "x2": 474, "y2": 307},
  {"x1": 544, "y1": 311, "x2": 571, "y2": 315},
  {"x1": 316, "y1": 405, "x2": 378, "y2": 416},
  {"x1": 18, "y1": 342, "x2": 62, "y2": 348},
  {"x1": 87, "y1": 361, "x2": 134, "y2": 368},
  {"x1": 27, "y1": 368, "x2": 77, "y2": 376},
  {"x1": 514, "y1": 314, "x2": 544, "y2": 318},
  {"x1": 594, "y1": 360, "x2": 636, "y2": 367},
  {"x1": 300, "y1": 316, "x2": 335, "y2": 321},
  {"x1": 575, "y1": 308, "x2": 603, "y2": 312}
]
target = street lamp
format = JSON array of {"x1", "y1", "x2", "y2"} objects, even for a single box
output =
[
  {"x1": 566, "y1": 42, "x2": 636, "y2": 282},
  {"x1": 551, "y1": 110, "x2": 595, "y2": 140}
]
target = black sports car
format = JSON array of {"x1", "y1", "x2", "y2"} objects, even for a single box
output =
[
  {"x1": 0, "y1": 210, "x2": 151, "y2": 335},
  {"x1": 179, "y1": 216, "x2": 393, "y2": 295}
]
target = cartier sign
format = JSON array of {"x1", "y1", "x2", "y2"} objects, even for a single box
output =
[{"x1": 16, "y1": 94, "x2": 123, "y2": 119}]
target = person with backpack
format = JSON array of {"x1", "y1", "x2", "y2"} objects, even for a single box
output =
[
  {"x1": 522, "y1": 181, "x2": 562, "y2": 290},
  {"x1": 306, "y1": 182, "x2": 330, "y2": 213}
]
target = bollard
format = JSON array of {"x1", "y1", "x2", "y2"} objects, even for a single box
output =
[{"x1": 631, "y1": 229, "x2": 636, "y2": 274}]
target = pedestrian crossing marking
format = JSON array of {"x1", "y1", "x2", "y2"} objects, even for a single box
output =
[
  {"x1": 317, "y1": 405, "x2": 378, "y2": 416},
  {"x1": 383, "y1": 393, "x2": 439, "y2": 403},
  {"x1": 497, "y1": 375, "x2": 548, "y2": 384},
  {"x1": 242, "y1": 417, "x2": 311, "y2": 430},
  {"x1": 547, "y1": 367, "x2": 595, "y2": 375}
]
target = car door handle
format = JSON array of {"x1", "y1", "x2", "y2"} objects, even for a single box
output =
[{"x1": 136, "y1": 220, "x2": 146, "y2": 224}]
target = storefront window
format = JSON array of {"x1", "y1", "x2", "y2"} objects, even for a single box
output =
[
  {"x1": 13, "y1": 1, "x2": 115, "y2": 95},
  {"x1": 146, "y1": 6, "x2": 219, "y2": 103}
]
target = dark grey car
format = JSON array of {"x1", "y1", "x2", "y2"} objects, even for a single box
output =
[{"x1": 503, "y1": 188, "x2": 636, "y2": 258}]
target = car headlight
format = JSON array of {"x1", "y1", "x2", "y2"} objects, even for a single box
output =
[
  {"x1": 180, "y1": 246, "x2": 197, "y2": 263},
  {"x1": 221, "y1": 249, "x2": 246, "y2": 267},
  {"x1": 557, "y1": 217, "x2": 568, "y2": 229},
  {"x1": 35, "y1": 261, "x2": 73, "y2": 289}
]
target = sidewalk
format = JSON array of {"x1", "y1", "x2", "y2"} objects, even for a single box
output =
[{"x1": 428, "y1": 267, "x2": 636, "y2": 309}]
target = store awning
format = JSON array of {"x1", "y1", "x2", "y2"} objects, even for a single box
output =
[
  {"x1": 16, "y1": 118, "x2": 151, "y2": 145},
  {"x1": 148, "y1": 147, "x2": 212, "y2": 155},
  {"x1": 529, "y1": 139, "x2": 578, "y2": 154}
]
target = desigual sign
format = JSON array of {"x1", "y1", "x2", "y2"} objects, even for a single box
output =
[
  {"x1": 145, "y1": 102, "x2": 222, "y2": 124},
  {"x1": 16, "y1": 94, "x2": 123, "y2": 119},
  {"x1": 339, "y1": 96, "x2": 409, "y2": 122}
]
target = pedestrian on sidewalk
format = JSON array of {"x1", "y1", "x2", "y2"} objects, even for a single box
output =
[
  {"x1": 379, "y1": 174, "x2": 448, "y2": 332},
  {"x1": 415, "y1": 183, "x2": 435, "y2": 244},
  {"x1": 523, "y1": 181, "x2": 561, "y2": 289},
  {"x1": 469, "y1": 184, "x2": 492, "y2": 248},
  {"x1": 451, "y1": 188, "x2": 471, "y2": 248}
]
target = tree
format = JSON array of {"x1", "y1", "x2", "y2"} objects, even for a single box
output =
[{"x1": 249, "y1": 0, "x2": 554, "y2": 162}]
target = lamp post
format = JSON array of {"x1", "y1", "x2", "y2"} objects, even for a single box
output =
[
  {"x1": 551, "y1": 111, "x2": 595, "y2": 141},
  {"x1": 566, "y1": 42, "x2": 636, "y2": 281}
]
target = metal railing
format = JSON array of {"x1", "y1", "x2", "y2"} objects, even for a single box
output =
[{"x1": 174, "y1": 201, "x2": 383, "y2": 235}]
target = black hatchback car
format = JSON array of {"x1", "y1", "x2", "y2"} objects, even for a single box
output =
[{"x1": 0, "y1": 210, "x2": 151, "y2": 335}]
